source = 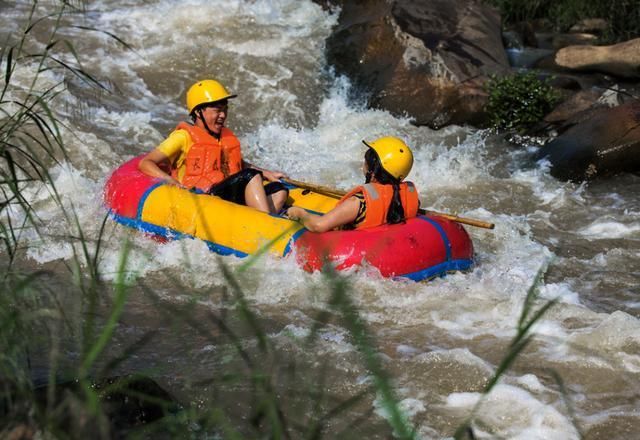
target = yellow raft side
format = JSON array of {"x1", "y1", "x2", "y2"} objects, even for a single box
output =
[{"x1": 138, "y1": 184, "x2": 340, "y2": 256}]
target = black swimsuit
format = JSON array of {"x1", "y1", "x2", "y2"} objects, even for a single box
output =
[{"x1": 341, "y1": 193, "x2": 366, "y2": 230}]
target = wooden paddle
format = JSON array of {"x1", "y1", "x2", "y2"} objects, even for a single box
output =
[{"x1": 283, "y1": 178, "x2": 495, "y2": 230}]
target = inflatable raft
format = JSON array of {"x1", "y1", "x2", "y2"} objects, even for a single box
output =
[{"x1": 103, "y1": 156, "x2": 474, "y2": 281}]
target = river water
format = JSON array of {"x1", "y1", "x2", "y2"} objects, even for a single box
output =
[{"x1": 3, "y1": 0, "x2": 639, "y2": 438}]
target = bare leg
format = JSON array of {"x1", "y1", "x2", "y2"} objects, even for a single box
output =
[
  {"x1": 267, "y1": 189, "x2": 288, "y2": 213},
  {"x1": 244, "y1": 174, "x2": 271, "y2": 213}
]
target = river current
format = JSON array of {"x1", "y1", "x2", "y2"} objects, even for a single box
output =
[{"x1": 3, "y1": 0, "x2": 639, "y2": 438}]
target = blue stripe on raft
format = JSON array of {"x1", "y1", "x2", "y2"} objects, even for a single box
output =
[
  {"x1": 417, "y1": 215, "x2": 451, "y2": 261},
  {"x1": 282, "y1": 228, "x2": 308, "y2": 257},
  {"x1": 109, "y1": 212, "x2": 248, "y2": 258},
  {"x1": 112, "y1": 212, "x2": 186, "y2": 239},
  {"x1": 136, "y1": 182, "x2": 164, "y2": 220},
  {"x1": 401, "y1": 258, "x2": 474, "y2": 282},
  {"x1": 205, "y1": 242, "x2": 248, "y2": 258}
]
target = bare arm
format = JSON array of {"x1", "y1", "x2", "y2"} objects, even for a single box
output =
[
  {"x1": 287, "y1": 196, "x2": 360, "y2": 233},
  {"x1": 138, "y1": 149, "x2": 182, "y2": 187}
]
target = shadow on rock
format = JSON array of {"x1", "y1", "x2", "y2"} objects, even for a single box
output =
[{"x1": 535, "y1": 100, "x2": 640, "y2": 181}]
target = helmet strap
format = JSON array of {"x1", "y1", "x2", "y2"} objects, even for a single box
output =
[{"x1": 195, "y1": 107, "x2": 220, "y2": 138}]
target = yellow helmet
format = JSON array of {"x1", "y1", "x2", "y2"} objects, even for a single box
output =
[
  {"x1": 363, "y1": 136, "x2": 414, "y2": 180},
  {"x1": 186, "y1": 79, "x2": 236, "y2": 113}
]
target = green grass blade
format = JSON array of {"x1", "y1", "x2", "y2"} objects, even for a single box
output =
[
  {"x1": 3, "y1": 46, "x2": 13, "y2": 95},
  {"x1": 79, "y1": 240, "x2": 132, "y2": 376}
]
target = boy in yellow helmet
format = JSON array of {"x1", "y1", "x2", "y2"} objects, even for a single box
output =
[{"x1": 138, "y1": 79, "x2": 288, "y2": 214}]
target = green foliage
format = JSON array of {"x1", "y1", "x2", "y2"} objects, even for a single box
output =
[
  {"x1": 484, "y1": 71, "x2": 560, "y2": 133},
  {"x1": 486, "y1": 0, "x2": 640, "y2": 43}
]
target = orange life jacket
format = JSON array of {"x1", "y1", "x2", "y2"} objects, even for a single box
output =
[
  {"x1": 338, "y1": 182, "x2": 420, "y2": 229},
  {"x1": 172, "y1": 122, "x2": 243, "y2": 191}
]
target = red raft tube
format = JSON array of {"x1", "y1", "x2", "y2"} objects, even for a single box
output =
[
  {"x1": 289, "y1": 213, "x2": 474, "y2": 281},
  {"x1": 104, "y1": 156, "x2": 474, "y2": 281}
]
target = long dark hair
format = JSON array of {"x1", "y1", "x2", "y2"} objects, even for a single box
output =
[{"x1": 364, "y1": 148, "x2": 405, "y2": 224}]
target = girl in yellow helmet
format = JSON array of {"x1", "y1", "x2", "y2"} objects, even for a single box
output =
[{"x1": 287, "y1": 137, "x2": 420, "y2": 232}]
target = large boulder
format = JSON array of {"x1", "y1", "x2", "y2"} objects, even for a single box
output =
[
  {"x1": 555, "y1": 38, "x2": 640, "y2": 78},
  {"x1": 321, "y1": 0, "x2": 509, "y2": 128},
  {"x1": 536, "y1": 100, "x2": 640, "y2": 181}
]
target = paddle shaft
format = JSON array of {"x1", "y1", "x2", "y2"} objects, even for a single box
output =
[{"x1": 283, "y1": 178, "x2": 495, "y2": 230}]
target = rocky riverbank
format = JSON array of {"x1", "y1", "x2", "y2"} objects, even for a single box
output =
[{"x1": 315, "y1": 0, "x2": 640, "y2": 181}]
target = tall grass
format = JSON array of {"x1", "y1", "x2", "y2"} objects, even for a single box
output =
[{"x1": 0, "y1": 1, "x2": 144, "y2": 437}]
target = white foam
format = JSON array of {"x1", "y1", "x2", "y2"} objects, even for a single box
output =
[
  {"x1": 445, "y1": 384, "x2": 581, "y2": 440},
  {"x1": 373, "y1": 395, "x2": 426, "y2": 427},
  {"x1": 539, "y1": 282, "x2": 581, "y2": 305},
  {"x1": 414, "y1": 348, "x2": 494, "y2": 376},
  {"x1": 515, "y1": 374, "x2": 546, "y2": 393},
  {"x1": 565, "y1": 311, "x2": 640, "y2": 372},
  {"x1": 578, "y1": 219, "x2": 640, "y2": 239},
  {"x1": 512, "y1": 161, "x2": 589, "y2": 207}
]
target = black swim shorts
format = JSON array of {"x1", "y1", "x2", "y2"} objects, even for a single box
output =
[{"x1": 208, "y1": 168, "x2": 287, "y2": 205}]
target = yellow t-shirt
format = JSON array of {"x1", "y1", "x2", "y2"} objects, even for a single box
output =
[{"x1": 155, "y1": 129, "x2": 192, "y2": 182}]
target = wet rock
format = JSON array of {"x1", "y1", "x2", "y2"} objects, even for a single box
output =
[
  {"x1": 322, "y1": 0, "x2": 509, "y2": 128},
  {"x1": 536, "y1": 100, "x2": 640, "y2": 181},
  {"x1": 555, "y1": 38, "x2": 640, "y2": 78}
]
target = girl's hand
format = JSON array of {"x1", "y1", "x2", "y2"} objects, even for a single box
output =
[{"x1": 286, "y1": 206, "x2": 304, "y2": 221}]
